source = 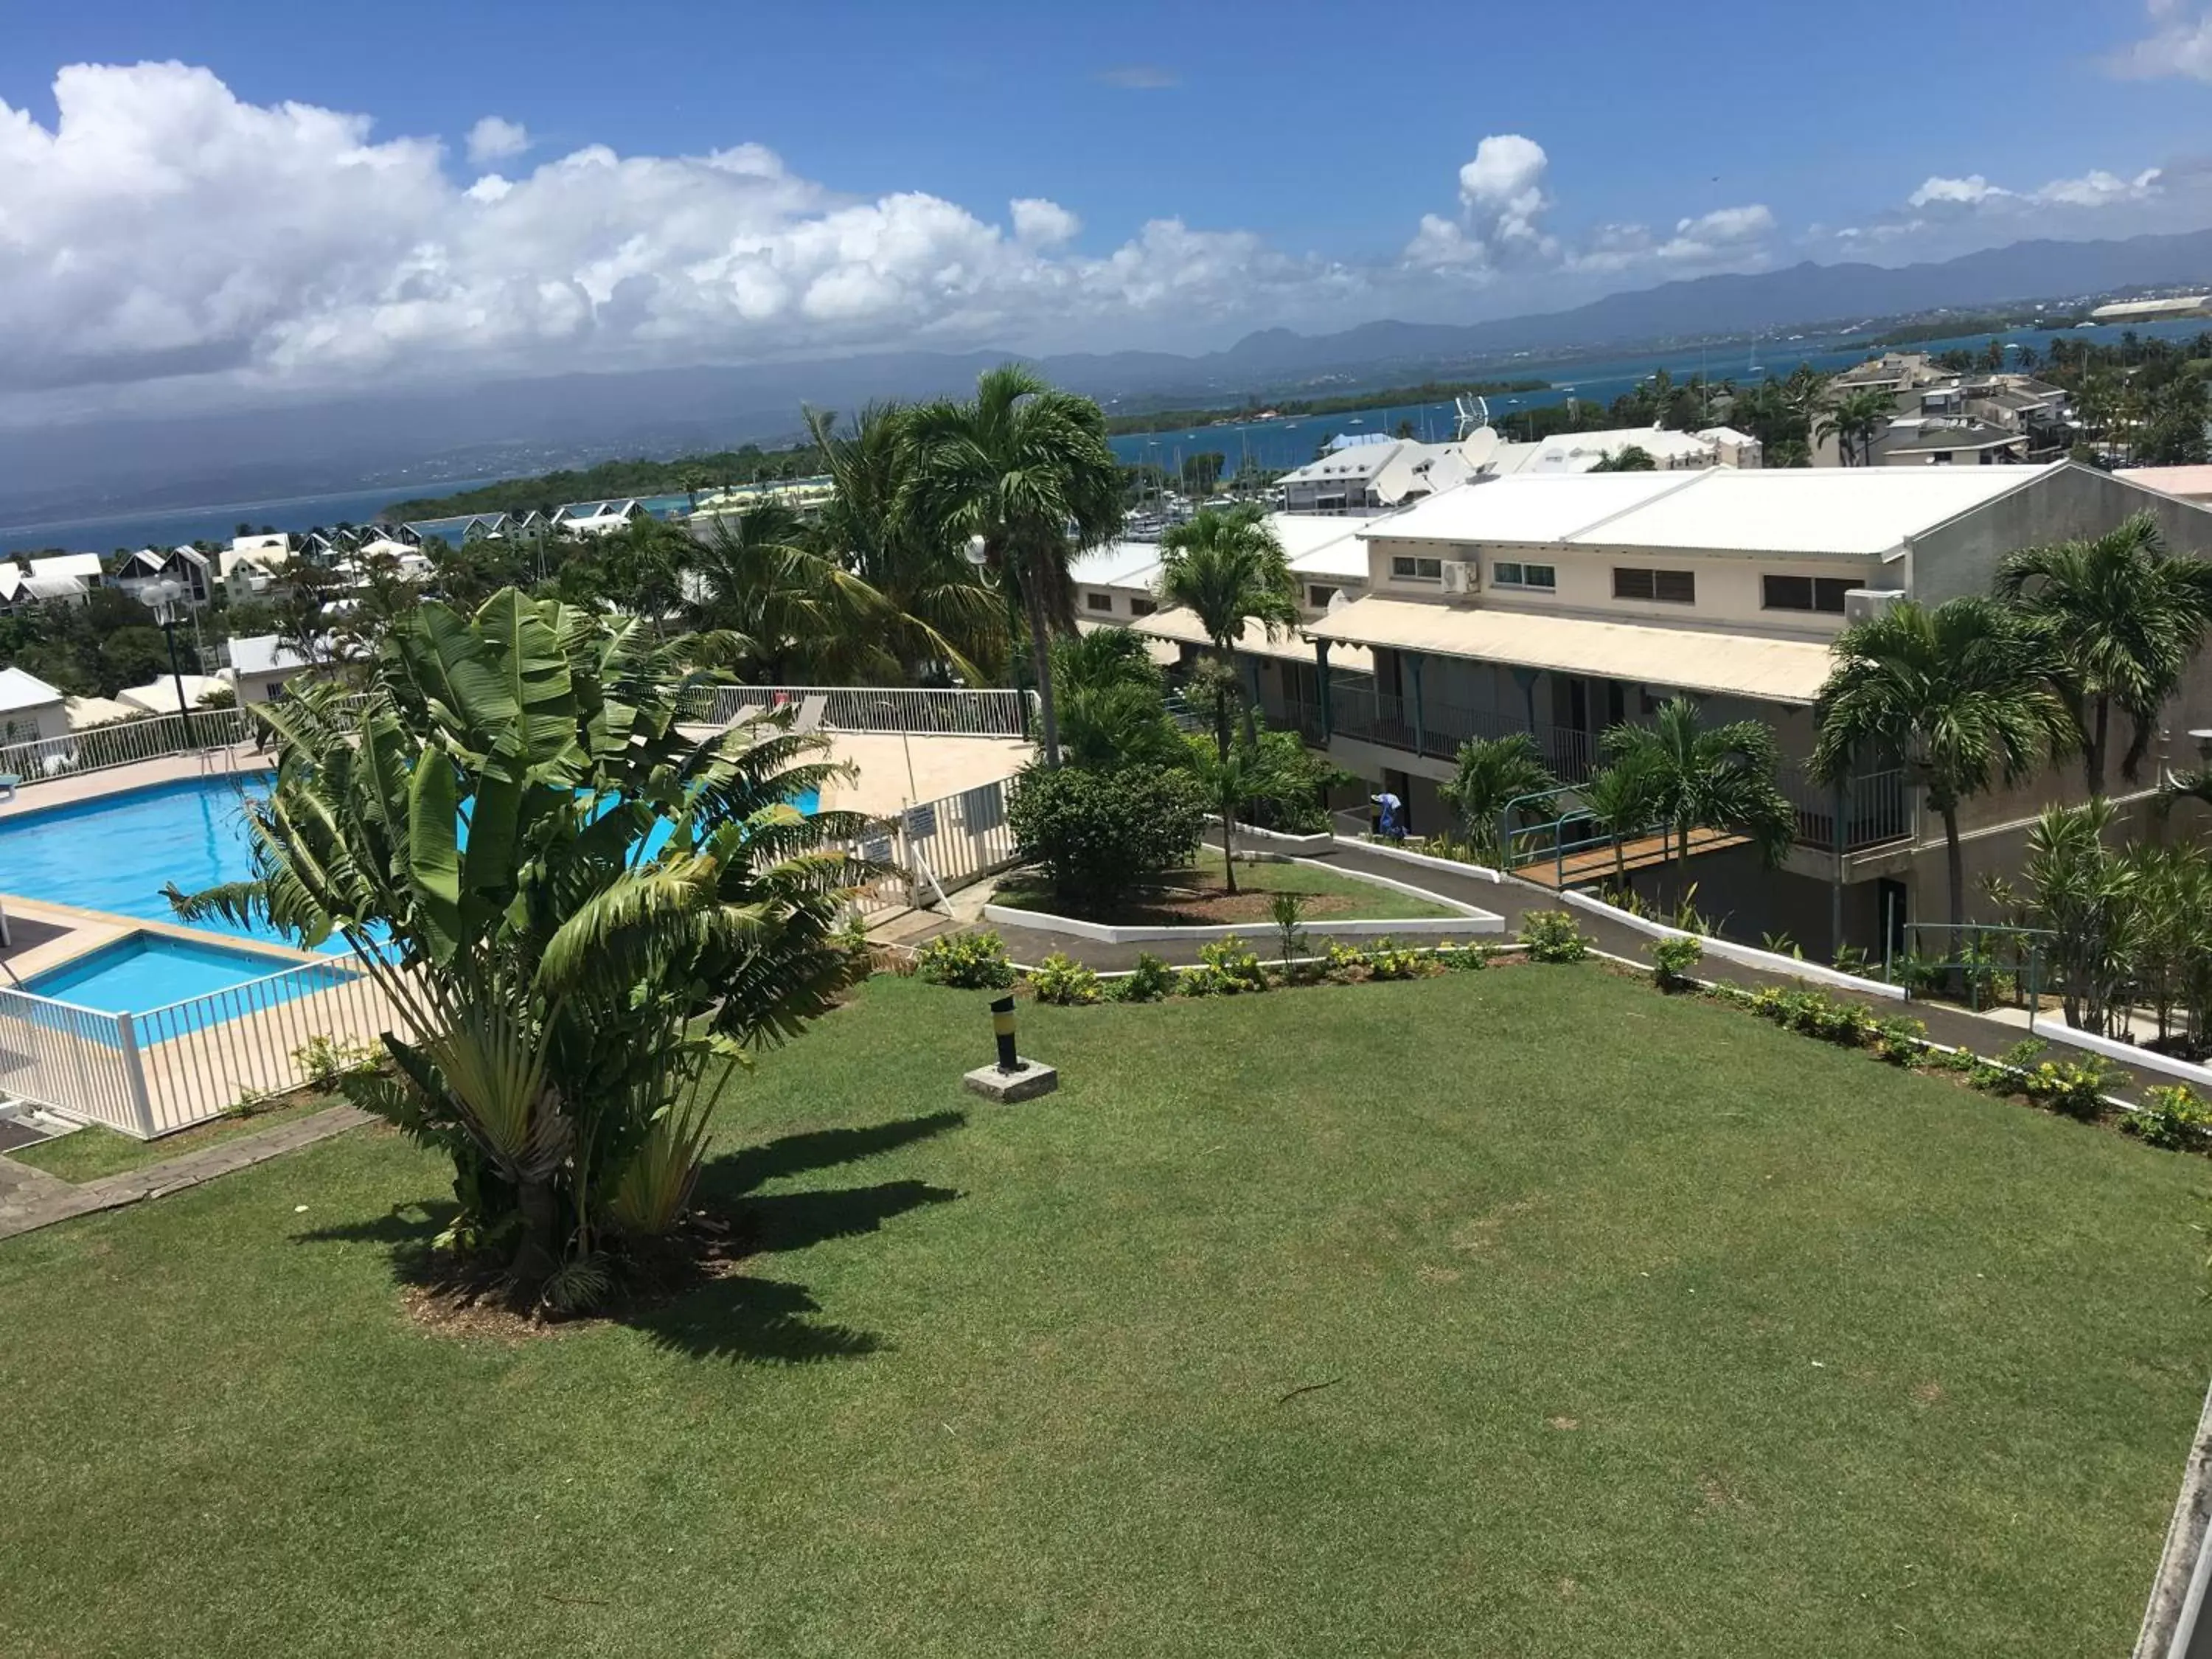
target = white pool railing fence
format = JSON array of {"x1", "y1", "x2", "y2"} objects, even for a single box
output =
[
  {"x1": 0, "y1": 707, "x2": 252, "y2": 785},
  {"x1": 0, "y1": 955, "x2": 406, "y2": 1139},
  {"x1": 691, "y1": 686, "x2": 1037, "y2": 739},
  {"x1": 846, "y1": 775, "x2": 1021, "y2": 917}
]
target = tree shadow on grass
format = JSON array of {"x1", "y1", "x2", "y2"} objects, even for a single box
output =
[{"x1": 293, "y1": 1110, "x2": 965, "y2": 1365}]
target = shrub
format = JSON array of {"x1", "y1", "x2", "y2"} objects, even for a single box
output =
[
  {"x1": 2132, "y1": 1085, "x2": 2212, "y2": 1152},
  {"x1": 293, "y1": 1033, "x2": 380, "y2": 1087},
  {"x1": 1028, "y1": 952, "x2": 1103, "y2": 1006},
  {"x1": 1519, "y1": 910, "x2": 1588, "y2": 963},
  {"x1": 1006, "y1": 763, "x2": 1206, "y2": 913},
  {"x1": 1651, "y1": 936, "x2": 1704, "y2": 990},
  {"x1": 1361, "y1": 938, "x2": 1430, "y2": 981},
  {"x1": 1197, "y1": 933, "x2": 1268, "y2": 994},
  {"x1": 1324, "y1": 940, "x2": 1371, "y2": 982},
  {"x1": 2020, "y1": 1055, "x2": 2121, "y2": 1121},
  {"x1": 1439, "y1": 941, "x2": 1492, "y2": 971},
  {"x1": 1872, "y1": 1015, "x2": 1928, "y2": 1065},
  {"x1": 1112, "y1": 951, "x2": 1178, "y2": 1003},
  {"x1": 915, "y1": 930, "x2": 1017, "y2": 990},
  {"x1": 1747, "y1": 987, "x2": 1878, "y2": 1047}
]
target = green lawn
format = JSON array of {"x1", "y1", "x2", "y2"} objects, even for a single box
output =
[
  {"x1": 0, "y1": 968, "x2": 2205, "y2": 1656},
  {"x1": 6, "y1": 1093, "x2": 336, "y2": 1183},
  {"x1": 993, "y1": 846, "x2": 1459, "y2": 924}
]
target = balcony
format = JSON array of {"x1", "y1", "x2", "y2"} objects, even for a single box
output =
[
  {"x1": 1325, "y1": 686, "x2": 1595, "y2": 781},
  {"x1": 1782, "y1": 765, "x2": 1916, "y2": 854}
]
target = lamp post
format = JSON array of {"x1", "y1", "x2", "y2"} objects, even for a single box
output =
[{"x1": 136, "y1": 577, "x2": 193, "y2": 722}]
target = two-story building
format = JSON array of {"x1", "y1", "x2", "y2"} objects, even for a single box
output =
[
  {"x1": 1147, "y1": 463, "x2": 2209, "y2": 956},
  {"x1": 113, "y1": 545, "x2": 214, "y2": 608}
]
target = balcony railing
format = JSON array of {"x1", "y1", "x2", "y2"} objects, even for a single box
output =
[
  {"x1": 1325, "y1": 687, "x2": 1595, "y2": 782},
  {"x1": 1783, "y1": 766, "x2": 1914, "y2": 852}
]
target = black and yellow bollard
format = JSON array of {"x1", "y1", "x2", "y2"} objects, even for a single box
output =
[{"x1": 963, "y1": 992, "x2": 1059, "y2": 1102}]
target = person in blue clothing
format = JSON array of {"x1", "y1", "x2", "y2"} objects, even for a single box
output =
[{"x1": 1371, "y1": 790, "x2": 1405, "y2": 841}]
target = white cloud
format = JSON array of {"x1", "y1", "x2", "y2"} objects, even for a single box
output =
[
  {"x1": 465, "y1": 116, "x2": 530, "y2": 166},
  {"x1": 0, "y1": 62, "x2": 1360, "y2": 406},
  {"x1": 1009, "y1": 197, "x2": 1080, "y2": 247},
  {"x1": 2108, "y1": 1, "x2": 2212, "y2": 80},
  {"x1": 1403, "y1": 133, "x2": 1561, "y2": 274},
  {"x1": 1910, "y1": 174, "x2": 2008, "y2": 208},
  {"x1": 1906, "y1": 164, "x2": 2163, "y2": 215}
]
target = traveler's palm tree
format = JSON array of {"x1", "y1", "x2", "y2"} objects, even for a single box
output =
[
  {"x1": 1813, "y1": 597, "x2": 2071, "y2": 940},
  {"x1": 1602, "y1": 696, "x2": 1795, "y2": 876},
  {"x1": 1158, "y1": 505, "x2": 1298, "y2": 756},
  {"x1": 902, "y1": 366, "x2": 1125, "y2": 767},
  {"x1": 173, "y1": 591, "x2": 869, "y2": 1301},
  {"x1": 1438, "y1": 732, "x2": 1557, "y2": 866},
  {"x1": 1050, "y1": 630, "x2": 1186, "y2": 771},
  {"x1": 804, "y1": 403, "x2": 1006, "y2": 682},
  {"x1": 1995, "y1": 512, "x2": 2212, "y2": 795}
]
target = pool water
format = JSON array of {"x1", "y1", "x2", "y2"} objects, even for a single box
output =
[
  {"x1": 24, "y1": 932, "x2": 341, "y2": 1019},
  {"x1": 0, "y1": 775, "x2": 827, "y2": 1003}
]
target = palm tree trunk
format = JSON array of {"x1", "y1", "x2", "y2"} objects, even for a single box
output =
[
  {"x1": 1220, "y1": 792, "x2": 1239, "y2": 896},
  {"x1": 1026, "y1": 577, "x2": 1062, "y2": 768},
  {"x1": 2087, "y1": 698, "x2": 2108, "y2": 798},
  {"x1": 512, "y1": 1174, "x2": 560, "y2": 1294},
  {"x1": 1942, "y1": 803, "x2": 1966, "y2": 996}
]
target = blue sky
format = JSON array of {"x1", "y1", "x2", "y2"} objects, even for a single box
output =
[{"x1": 0, "y1": 0, "x2": 2207, "y2": 414}]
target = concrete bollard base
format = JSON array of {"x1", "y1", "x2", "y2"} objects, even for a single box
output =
[{"x1": 962, "y1": 1060, "x2": 1059, "y2": 1103}]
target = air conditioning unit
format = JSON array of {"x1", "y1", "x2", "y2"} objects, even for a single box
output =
[
  {"x1": 1441, "y1": 560, "x2": 1479, "y2": 597},
  {"x1": 1843, "y1": 588, "x2": 1906, "y2": 625}
]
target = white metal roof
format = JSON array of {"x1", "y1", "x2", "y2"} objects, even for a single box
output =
[
  {"x1": 1129, "y1": 608, "x2": 1374, "y2": 675},
  {"x1": 114, "y1": 675, "x2": 226, "y2": 715},
  {"x1": 1523, "y1": 426, "x2": 1717, "y2": 473},
  {"x1": 226, "y1": 634, "x2": 310, "y2": 677},
  {"x1": 1363, "y1": 473, "x2": 1700, "y2": 546},
  {"x1": 1360, "y1": 463, "x2": 2065, "y2": 558},
  {"x1": 0, "y1": 666, "x2": 66, "y2": 712},
  {"x1": 1278, "y1": 442, "x2": 1403, "y2": 485},
  {"x1": 1068, "y1": 540, "x2": 1164, "y2": 590},
  {"x1": 1307, "y1": 597, "x2": 1834, "y2": 706},
  {"x1": 1585, "y1": 464, "x2": 2057, "y2": 554},
  {"x1": 27, "y1": 553, "x2": 103, "y2": 582},
  {"x1": 1270, "y1": 514, "x2": 1371, "y2": 579}
]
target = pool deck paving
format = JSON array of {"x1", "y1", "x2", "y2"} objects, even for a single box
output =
[{"x1": 0, "y1": 1102, "x2": 368, "y2": 1242}]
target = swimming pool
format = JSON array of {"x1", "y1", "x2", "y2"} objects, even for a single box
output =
[
  {"x1": 0, "y1": 774, "x2": 824, "y2": 964},
  {"x1": 23, "y1": 932, "x2": 343, "y2": 1020}
]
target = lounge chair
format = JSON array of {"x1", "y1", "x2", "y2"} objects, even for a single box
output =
[
  {"x1": 791, "y1": 695, "x2": 827, "y2": 735},
  {"x1": 0, "y1": 773, "x2": 17, "y2": 800}
]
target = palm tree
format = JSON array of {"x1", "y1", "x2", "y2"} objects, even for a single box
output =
[
  {"x1": 1601, "y1": 696, "x2": 1795, "y2": 878},
  {"x1": 1995, "y1": 512, "x2": 2212, "y2": 796},
  {"x1": 1814, "y1": 388, "x2": 1895, "y2": 465},
  {"x1": 804, "y1": 404, "x2": 1007, "y2": 684},
  {"x1": 1579, "y1": 751, "x2": 1663, "y2": 885},
  {"x1": 1437, "y1": 732, "x2": 1557, "y2": 867},
  {"x1": 903, "y1": 366, "x2": 1125, "y2": 767},
  {"x1": 1813, "y1": 597, "x2": 2072, "y2": 943},
  {"x1": 1050, "y1": 630, "x2": 1186, "y2": 771},
  {"x1": 1158, "y1": 505, "x2": 1298, "y2": 756},
  {"x1": 681, "y1": 504, "x2": 964, "y2": 684},
  {"x1": 174, "y1": 592, "x2": 867, "y2": 1302}
]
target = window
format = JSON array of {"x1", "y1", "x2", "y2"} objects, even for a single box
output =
[
  {"x1": 1307, "y1": 583, "x2": 1339, "y2": 610},
  {"x1": 1762, "y1": 574, "x2": 1860, "y2": 614},
  {"x1": 1492, "y1": 560, "x2": 1556, "y2": 591},
  {"x1": 1085, "y1": 591, "x2": 1113, "y2": 613},
  {"x1": 1129, "y1": 597, "x2": 1157, "y2": 617},
  {"x1": 1391, "y1": 555, "x2": 1443, "y2": 582},
  {"x1": 1613, "y1": 567, "x2": 1696, "y2": 605}
]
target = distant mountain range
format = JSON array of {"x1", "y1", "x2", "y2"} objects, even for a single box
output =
[{"x1": 4, "y1": 225, "x2": 2210, "y2": 525}]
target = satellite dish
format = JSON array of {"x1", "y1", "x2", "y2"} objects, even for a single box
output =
[
  {"x1": 1328, "y1": 589, "x2": 1350, "y2": 614},
  {"x1": 1460, "y1": 426, "x2": 1500, "y2": 469}
]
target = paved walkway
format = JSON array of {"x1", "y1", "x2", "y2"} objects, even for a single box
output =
[{"x1": 0, "y1": 1103, "x2": 367, "y2": 1242}]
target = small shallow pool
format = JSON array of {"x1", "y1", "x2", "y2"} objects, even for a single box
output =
[{"x1": 24, "y1": 932, "x2": 340, "y2": 1020}]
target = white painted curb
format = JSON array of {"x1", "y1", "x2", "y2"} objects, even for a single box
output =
[
  {"x1": 1551, "y1": 887, "x2": 1907, "y2": 1001},
  {"x1": 982, "y1": 902, "x2": 1503, "y2": 944}
]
